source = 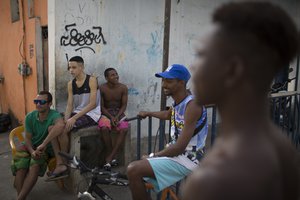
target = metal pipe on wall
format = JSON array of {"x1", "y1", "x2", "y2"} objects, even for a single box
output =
[{"x1": 159, "y1": 0, "x2": 171, "y2": 151}]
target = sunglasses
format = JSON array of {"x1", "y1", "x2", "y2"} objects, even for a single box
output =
[{"x1": 33, "y1": 99, "x2": 48, "y2": 105}]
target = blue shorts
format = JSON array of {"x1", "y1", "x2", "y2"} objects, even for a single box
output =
[{"x1": 144, "y1": 156, "x2": 194, "y2": 192}]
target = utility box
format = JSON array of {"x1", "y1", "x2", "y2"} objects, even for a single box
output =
[{"x1": 18, "y1": 63, "x2": 31, "y2": 76}]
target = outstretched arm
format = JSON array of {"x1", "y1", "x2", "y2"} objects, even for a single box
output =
[
  {"x1": 115, "y1": 85, "x2": 128, "y2": 120},
  {"x1": 36, "y1": 118, "x2": 65, "y2": 152},
  {"x1": 138, "y1": 107, "x2": 172, "y2": 120}
]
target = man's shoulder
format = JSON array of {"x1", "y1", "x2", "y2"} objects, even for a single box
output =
[
  {"x1": 100, "y1": 83, "x2": 109, "y2": 91},
  {"x1": 88, "y1": 75, "x2": 97, "y2": 82},
  {"x1": 117, "y1": 83, "x2": 128, "y2": 93},
  {"x1": 26, "y1": 110, "x2": 37, "y2": 118},
  {"x1": 183, "y1": 99, "x2": 203, "y2": 118},
  {"x1": 49, "y1": 109, "x2": 61, "y2": 114},
  {"x1": 48, "y1": 109, "x2": 63, "y2": 119},
  {"x1": 67, "y1": 80, "x2": 73, "y2": 87},
  {"x1": 101, "y1": 83, "x2": 127, "y2": 91},
  {"x1": 119, "y1": 83, "x2": 128, "y2": 89}
]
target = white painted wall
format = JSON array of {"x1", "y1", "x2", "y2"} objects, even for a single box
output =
[
  {"x1": 168, "y1": 0, "x2": 230, "y2": 123},
  {"x1": 168, "y1": 0, "x2": 300, "y2": 123},
  {"x1": 49, "y1": 0, "x2": 300, "y2": 137},
  {"x1": 49, "y1": 0, "x2": 165, "y2": 136}
]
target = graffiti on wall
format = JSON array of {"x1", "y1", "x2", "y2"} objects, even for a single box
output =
[
  {"x1": 146, "y1": 27, "x2": 163, "y2": 64},
  {"x1": 60, "y1": 23, "x2": 106, "y2": 53}
]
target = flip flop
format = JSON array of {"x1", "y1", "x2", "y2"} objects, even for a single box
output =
[
  {"x1": 45, "y1": 166, "x2": 69, "y2": 182},
  {"x1": 103, "y1": 162, "x2": 111, "y2": 171},
  {"x1": 111, "y1": 159, "x2": 118, "y2": 167}
]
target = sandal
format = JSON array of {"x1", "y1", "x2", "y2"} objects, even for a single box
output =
[
  {"x1": 103, "y1": 162, "x2": 111, "y2": 171},
  {"x1": 111, "y1": 159, "x2": 118, "y2": 167},
  {"x1": 45, "y1": 164, "x2": 69, "y2": 182}
]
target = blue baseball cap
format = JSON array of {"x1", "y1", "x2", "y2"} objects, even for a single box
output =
[{"x1": 155, "y1": 64, "x2": 191, "y2": 82}]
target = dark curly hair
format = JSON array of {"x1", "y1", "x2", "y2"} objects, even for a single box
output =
[
  {"x1": 213, "y1": 1, "x2": 299, "y2": 71},
  {"x1": 38, "y1": 91, "x2": 53, "y2": 103},
  {"x1": 104, "y1": 68, "x2": 117, "y2": 78}
]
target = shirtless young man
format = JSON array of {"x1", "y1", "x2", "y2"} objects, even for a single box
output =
[
  {"x1": 98, "y1": 68, "x2": 129, "y2": 169},
  {"x1": 183, "y1": 2, "x2": 300, "y2": 200}
]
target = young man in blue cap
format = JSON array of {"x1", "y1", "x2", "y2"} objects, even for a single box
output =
[{"x1": 127, "y1": 64, "x2": 208, "y2": 200}]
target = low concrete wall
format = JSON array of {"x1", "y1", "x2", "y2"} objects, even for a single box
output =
[{"x1": 64, "y1": 125, "x2": 131, "y2": 193}]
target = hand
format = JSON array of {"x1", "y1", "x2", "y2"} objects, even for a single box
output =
[
  {"x1": 31, "y1": 150, "x2": 42, "y2": 160},
  {"x1": 66, "y1": 117, "x2": 76, "y2": 131},
  {"x1": 141, "y1": 153, "x2": 155, "y2": 160},
  {"x1": 138, "y1": 111, "x2": 149, "y2": 119},
  {"x1": 36, "y1": 143, "x2": 46, "y2": 153},
  {"x1": 141, "y1": 154, "x2": 149, "y2": 159},
  {"x1": 111, "y1": 117, "x2": 119, "y2": 127}
]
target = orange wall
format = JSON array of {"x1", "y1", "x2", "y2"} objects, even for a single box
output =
[
  {"x1": 0, "y1": 0, "x2": 47, "y2": 125},
  {"x1": 34, "y1": 0, "x2": 48, "y2": 26}
]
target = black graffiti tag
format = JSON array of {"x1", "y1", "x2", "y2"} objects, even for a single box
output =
[{"x1": 60, "y1": 23, "x2": 107, "y2": 53}]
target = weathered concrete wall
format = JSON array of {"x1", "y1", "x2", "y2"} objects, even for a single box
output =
[
  {"x1": 49, "y1": 0, "x2": 165, "y2": 132},
  {"x1": 49, "y1": 0, "x2": 165, "y2": 136}
]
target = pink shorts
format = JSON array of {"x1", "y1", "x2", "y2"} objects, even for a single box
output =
[{"x1": 98, "y1": 115, "x2": 129, "y2": 131}]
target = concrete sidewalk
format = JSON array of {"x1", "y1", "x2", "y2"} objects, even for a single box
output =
[{"x1": 0, "y1": 131, "x2": 132, "y2": 200}]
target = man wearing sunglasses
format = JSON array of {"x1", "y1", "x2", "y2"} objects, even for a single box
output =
[{"x1": 11, "y1": 91, "x2": 65, "y2": 200}]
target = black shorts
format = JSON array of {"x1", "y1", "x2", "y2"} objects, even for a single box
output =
[{"x1": 71, "y1": 113, "x2": 97, "y2": 130}]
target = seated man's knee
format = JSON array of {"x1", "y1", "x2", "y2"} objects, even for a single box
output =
[
  {"x1": 127, "y1": 160, "x2": 142, "y2": 178},
  {"x1": 120, "y1": 128, "x2": 128, "y2": 134},
  {"x1": 100, "y1": 126, "x2": 110, "y2": 132},
  {"x1": 58, "y1": 130, "x2": 69, "y2": 141},
  {"x1": 47, "y1": 125, "x2": 54, "y2": 133}
]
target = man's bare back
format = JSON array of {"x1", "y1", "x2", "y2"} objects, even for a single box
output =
[
  {"x1": 183, "y1": 2, "x2": 299, "y2": 199},
  {"x1": 185, "y1": 123, "x2": 299, "y2": 200}
]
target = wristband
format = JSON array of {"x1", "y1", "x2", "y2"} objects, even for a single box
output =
[{"x1": 149, "y1": 153, "x2": 155, "y2": 158}]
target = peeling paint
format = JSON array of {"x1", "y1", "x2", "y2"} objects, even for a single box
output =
[
  {"x1": 146, "y1": 27, "x2": 163, "y2": 64},
  {"x1": 118, "y1": 51, "x2": 126, "y2": 64},
  {"x1": 128, "y1": 88, "x2": 139, "y2": 96}
]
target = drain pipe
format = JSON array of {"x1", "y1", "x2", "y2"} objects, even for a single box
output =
[
  {"x1": 20, "y1": 0, "x2": 28, "y2": 115},
  {"x1": 159, "y1": 0, "x2": 171, "y2": 150},
  {"x1": 295, "y1": 55, "x2": 299, "y2": 92}
]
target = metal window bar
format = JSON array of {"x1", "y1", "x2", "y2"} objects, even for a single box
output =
[{"x1": 270, "y1": 92, "x2": 300, "y2": 147}]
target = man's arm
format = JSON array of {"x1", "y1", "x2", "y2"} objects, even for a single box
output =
[
  {"x1": 36, "y1": 117, "x2": 65, "y2": 152},
  {"x1": 183, "y1": 166, "x2": 222, "y2": 200},
  {"x1": 154, "y1": 100, "x2": 203, "y2": 157},
  {"x1": 115, "y1": 84, "x2": 128, "y2": 120},
  {"x1": 64, "y1": 81, "x2": 74, "y2": 121},
  {"x1": 24, "y1": 132, "x2": 35, "y2": 155},
  {"x1": 100, "y1": 84, "x2": 114, "y2": 119},
  {"x1": 24, "y1": 132, "x2": 42, "y2": 159},
  {"x1": 138, "y1": 107, "x2": 172, "y2": 120},
  {"x1": 66, "y1": 76, "x2": 98, "y2": 130}
]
